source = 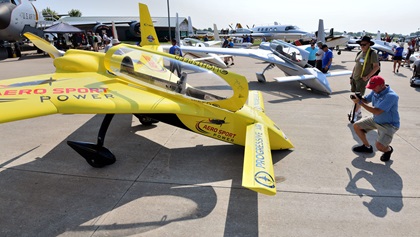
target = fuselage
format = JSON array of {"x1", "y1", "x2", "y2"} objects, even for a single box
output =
[
  {"x1": 0, "y1": 0, "x2": 38, "y2": 42},
  {"x1": 251, "y1": 24, "x2": 313, "y2": 41}
]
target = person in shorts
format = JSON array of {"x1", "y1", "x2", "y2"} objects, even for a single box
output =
[
  {"x1": 350, "y1": 36, "x2": 380, "y2": 122},
  {"x1": 351, "y1": 76, "x2": 400, "y2": 162}
]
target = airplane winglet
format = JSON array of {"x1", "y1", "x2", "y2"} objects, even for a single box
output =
[
  {"x1": 242, "y1": 123, "x2": 276, "y2": 196},
  {"x1": 23, "y1": 32, "x2": 65, "y2": 59},
  {"x1": 139, "y1": 3, "x2": 160, "y2": 48},
  {"x1": 247, "y1": 90, "x2": 265, "y2": 113}
]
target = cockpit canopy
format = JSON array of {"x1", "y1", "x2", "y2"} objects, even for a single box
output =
[{"x1": 106, "y1": 45, "x2": 235, "y2": 103}]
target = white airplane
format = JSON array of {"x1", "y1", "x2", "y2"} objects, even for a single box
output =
[
  {"x1": 222, "y1": 22, "x2": 313, "y2": 41},
  {"x1": 295, "y1": 19, "x2": 349, "y2": 55},
  {"x1": 0, "y1": 0, "x2": 45, "y2": 58},
  {"x1": 228, "y1": 37, "x2": 253, "y2": 49},
  {"x1": 164, "y1": 15, "x2": 228, "y2": 69},
  {"x1": 347, "y1": 31, "x2": 419, "y2": 61},
  {"x1": 180, "y1": 39, "x2": 352, "y2": 94},
  {"x1": 183, "y1": 18, "x2": 221, "y2": 47},
  {"x1": 315, "y1": 20, "x2": 349, "y2": 54}
]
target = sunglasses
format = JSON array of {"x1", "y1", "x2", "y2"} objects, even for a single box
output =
[{"x1": 360, "y1": 43, "x2": 368, "y2": 46}]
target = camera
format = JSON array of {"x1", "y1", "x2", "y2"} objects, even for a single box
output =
[{"x1": 350, "y1": 92, "x2": 363, "y2": 100}]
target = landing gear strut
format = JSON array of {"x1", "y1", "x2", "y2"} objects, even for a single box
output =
[
  {"x1": 256, "y1": 63, "x2": 275, "y2": 83},
  {"x1": 67, "y1": 114, "x2": 116, "y2": 168}
]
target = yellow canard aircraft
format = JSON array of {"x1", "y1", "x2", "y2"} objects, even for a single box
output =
[{"x1": 0, "y1": 3, "x2": 293, "y2": 195}]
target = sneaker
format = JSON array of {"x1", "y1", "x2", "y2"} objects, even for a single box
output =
[
  {"x1": 380, "y1": 146, "x2": 393, "y2": 162},
  {"x1": 352, "y1": 145, "x2": 373, "y2": 153}
]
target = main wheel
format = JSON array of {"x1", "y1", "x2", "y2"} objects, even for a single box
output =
[{"x1": 134, "y1": 114, "x2": 159, "y2": 126}]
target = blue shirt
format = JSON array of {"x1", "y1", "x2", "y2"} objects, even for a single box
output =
[
  {"x1": 365, "y1": 85, "x2": 400, "y2": 128},
  {"x1": 394, "y1": 47, "x2": 403, "y2": 57},
  {"x1": 305, "y1": 46, "x2": 318, "y2": 61},
  {"x1": 169, "y1": 45, "x2": 182, "y2": 56},
  {"x1": 322, "y1": 49, "x2": 333, "y2": 68}
]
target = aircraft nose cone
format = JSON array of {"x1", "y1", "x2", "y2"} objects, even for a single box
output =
[{"x1": 0, "y1": 3, "x2": 15, "y2": 30}]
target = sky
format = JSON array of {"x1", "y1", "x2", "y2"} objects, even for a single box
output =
[{"x1": 32, "y1": 0, "x2": 420, "y2": 36}]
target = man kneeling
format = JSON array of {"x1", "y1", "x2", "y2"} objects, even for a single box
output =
[{"x1": 351, "y1": 76, "x2": 400, "y2": 162}]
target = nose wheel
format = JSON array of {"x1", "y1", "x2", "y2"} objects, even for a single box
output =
[{"x1": 67, "y1": 114, "x2": 116, "y2": 168}]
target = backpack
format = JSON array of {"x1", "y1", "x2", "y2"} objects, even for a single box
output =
[{"x1": 357, "y1": 49, "x2": 380, "y2": 76}]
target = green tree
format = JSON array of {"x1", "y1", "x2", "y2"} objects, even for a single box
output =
[
  {"x1": 42, "y1": 7, "x2": 60, "y2": 21},
  {"x1": 68, "y1": 9, "x2": 82, "y2": 17}
]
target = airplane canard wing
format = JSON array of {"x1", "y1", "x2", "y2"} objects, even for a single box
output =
[{"x1": 243, "y1": 123, "x2": 276, "y2": 195}]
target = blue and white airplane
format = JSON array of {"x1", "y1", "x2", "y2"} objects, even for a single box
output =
[
  {"x1": 180, "y1": 39, "x2": 351, "y2": 94},
  {"x1": 222, "y1": 22, "x2": 313, "y2": 41}
]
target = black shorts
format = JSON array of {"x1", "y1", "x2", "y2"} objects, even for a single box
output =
[{"x1": 393, "y1": 56, "x2": 403, "y2": 61}]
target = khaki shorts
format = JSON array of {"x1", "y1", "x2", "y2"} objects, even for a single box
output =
[
  {"x1": 355, "y1": 117, "x2": 399, "y2": 147},
  {"x1": 351, "y1": 78, "x2": 369, "y2": 95}
]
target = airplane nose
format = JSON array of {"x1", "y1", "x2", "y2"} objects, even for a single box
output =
[{"x1": 0, "y1": 3, "x2": 15, "y2": 30}]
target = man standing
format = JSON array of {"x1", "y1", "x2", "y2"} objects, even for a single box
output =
[
  {"x1": 305, "y1": 41, "x2": 317, "y2": 67},
  {"x1": 350, "y1": 36, "x2": 380, "y2": 121},
  {"x1": 321, "y1": 44, "x2": 333, "y2": 73},
  {"x1": 169, "y1": 39, "x2": 183, "y2": 77},
  {"x1": 351, "y1": 76, "x2": 399, "y2": 162},
  {"x1": 315, "y1": 41, "x2": 324, "y2": 71}
]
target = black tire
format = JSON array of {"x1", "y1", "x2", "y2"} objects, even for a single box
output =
[
  {"x1": 14, "y1": 43, "x2": 21, "y2": 57},
  {"x1": 134, "y1": 114, "x2": 159, "y2": 126}
]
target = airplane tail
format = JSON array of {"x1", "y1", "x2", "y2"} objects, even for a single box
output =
[
  {"x1": 175, "y1": 13, "x2": 181, "y2": 46},
  {"x1": 375, "y1": 30, "x2": 381, "y2": 41},
  {"x1": 111, "y1": 21, "x2": 118, "y2": 40},
  {"x1": 139, "y1": 3, "x2": 160, "y2": 48},
  {"x1": 242, "y1": 122, "x2": 276, "y2": 195},
  {"x1": 188, "y1": 16, "x2": 194, "y2": 37},
  {"x1": 23, "y1": 32, "x2": 64, "y2": 59},
  {"x1": 213, "y1": 23, "x2": 220, "y2": 41},
  {"x1": 317, "y1": 19, "x2": 326, "y2": 43}
]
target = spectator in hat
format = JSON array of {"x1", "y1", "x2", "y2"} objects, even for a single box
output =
[
  {"x1": 351, "y1": 75, "x2": 399, "y2": 162},
  {"x1": 104, "y1": 38, "x2": 122, "y2": 54},
  {"x1": 350, "y1": 36, "x2": 380, "y2": 122}
]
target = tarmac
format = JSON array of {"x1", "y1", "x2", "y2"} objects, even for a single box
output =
[{"x1": 0, "y1": 48, "x2": 419, "y2": 237}]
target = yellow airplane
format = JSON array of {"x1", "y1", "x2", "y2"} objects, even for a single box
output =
[{"x1": 0, "y1": 3, "x2": 293, "y2": 195}]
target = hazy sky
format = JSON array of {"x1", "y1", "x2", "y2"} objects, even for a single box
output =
[{"x1": 32, "y1": 0, "x2": 420, "y2": 35}]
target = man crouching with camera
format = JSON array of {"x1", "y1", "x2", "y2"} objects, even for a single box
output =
[{"x1": 351, "y1": 76, "x2": 400, "y2": 162}]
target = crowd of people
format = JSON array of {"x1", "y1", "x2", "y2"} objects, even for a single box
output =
[{"x1": 43, "y1": 30, "x2": 119, "y2": 52}]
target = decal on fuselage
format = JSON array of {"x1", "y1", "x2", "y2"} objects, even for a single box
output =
[
  {"x1": 195, "y1": 119, "x2": 236, "y2": 143},
  {"x1": 0, "y1": 87, "x2": 113, "y2": 103}
]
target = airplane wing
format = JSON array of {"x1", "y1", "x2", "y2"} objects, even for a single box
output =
[
  {"x1": 371, "y1": 44, "x2": 395, "y2": 55},
  {"x1": 1, "y1": 32, "x2": 252, "y2": 124},
  {"x1": 179, "y1": 46, "x2": 298, "y2": 71},
  {"x1": 0, "y1": 72, "x2": 190, "y2": 124},
  {"x1": 243, "y1": 122, "x2": 276, "y2": 195},
  {"x1": 273, "y1": 70, "x2": 351, "y2": 82}
]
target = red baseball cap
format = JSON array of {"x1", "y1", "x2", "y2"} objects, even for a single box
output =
[{"x1": 366, "y1": 76, "x2": 385, "y2": 89}]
